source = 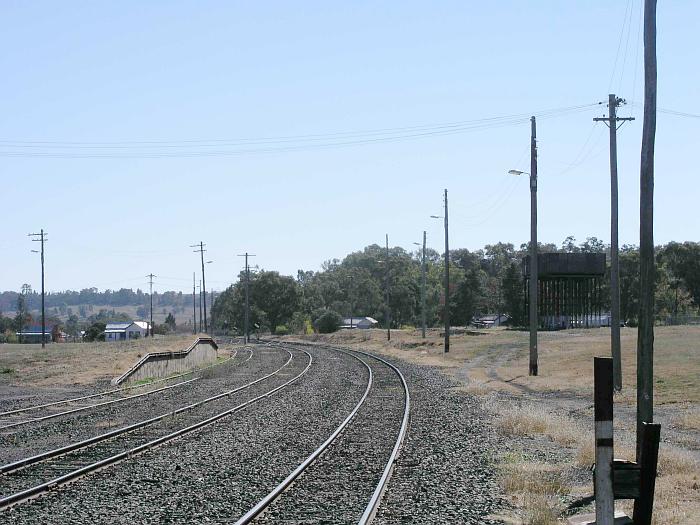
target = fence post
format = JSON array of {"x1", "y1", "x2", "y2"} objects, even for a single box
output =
[{"x1": 594, "y1": 357, "x2": 614, "y2": 525}]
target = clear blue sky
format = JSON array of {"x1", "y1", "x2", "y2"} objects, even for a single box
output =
[{"x1": 1, "y1": 1, "x2": 698, "y2": 294}]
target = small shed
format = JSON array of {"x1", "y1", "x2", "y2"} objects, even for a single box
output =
[{"x1": 341, "y1": 316, "x2": 379, "y2": 329}]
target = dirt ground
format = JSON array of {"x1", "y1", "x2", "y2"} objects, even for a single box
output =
[{"x1": 285, "y1": 326, "x2": 699, "y2": 524}]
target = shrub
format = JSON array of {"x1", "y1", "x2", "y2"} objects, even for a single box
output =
[
  {"x1": 313, "y1": 310, "x2": 342, "y2": 334},
  {"x1": 274, "y1": 325, "x2": 289, "y2": 335}
]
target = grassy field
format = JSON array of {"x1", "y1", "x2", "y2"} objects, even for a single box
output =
[
  {"x1": 297, "y1": 325, "x2": 700, "y2": 405},
  {"x1": 287, "y1": 326, "x2": 699, "y2": 524},
  {"x1": 0, "y1": 335, "x2": 200, "y2": 386}
]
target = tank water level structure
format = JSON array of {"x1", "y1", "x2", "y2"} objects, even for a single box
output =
[{"x1": 522, "y1": 253, "x2": 607, "y2": 330}]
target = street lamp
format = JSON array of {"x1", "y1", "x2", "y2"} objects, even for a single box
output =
[
  {"x1": 413, "y1": 234, "x2": 428, "y2": 338},
  {"x1": 431, "y1": 188, "x2": 450, "y2": 353},
  {"x1": 510, "y1": 119, "x2": 539, "y2": 377}
]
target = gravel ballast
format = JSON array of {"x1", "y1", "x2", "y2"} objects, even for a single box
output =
[{"x1": 2, "y1": 342, "x2": 507, "y2": 523}]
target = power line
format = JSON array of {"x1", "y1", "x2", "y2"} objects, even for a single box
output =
[{"x1": 0, "y1": 104, "x2": 602, "y2": 159}]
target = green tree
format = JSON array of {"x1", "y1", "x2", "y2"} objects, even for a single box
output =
[
  {"x1": 84, "y1": 322, "x2": 106, "y2": 342},
  {"x1": 502, "y1": 263, "x2": 525, "y2": 325},
  {"x1": 165, "y1": 313, "x2": 176, "y2": 331}
]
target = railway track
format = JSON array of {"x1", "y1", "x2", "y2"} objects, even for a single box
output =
[
  {"x1": 236, "y1": 342, "x2": 410, "y2": 524},
  {"x1": 0, "y1": 345, "x2": 312, "y2": 510},
  {"x1": 0, "y1": 348, "x2": 243, "y2": 430}
]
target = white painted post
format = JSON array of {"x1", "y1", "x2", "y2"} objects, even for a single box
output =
[{"x1": 594, "y1": 357, "x2": 615, "y2": 525}]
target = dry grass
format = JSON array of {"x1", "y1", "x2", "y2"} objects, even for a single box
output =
[
  {"x1": 495, "y1": 403, "x2": 582, "y2": 447},
  {"x1": 499, "y1": 458, "x2": 569, "y2": 524},
  {"x1": 674, "y1": 408, "x2": 700, "y2": 431},
  {"x1": 296, "y1": 325, "x2": 700, "y2": 405},
  {"x1": 0, "y1": 335, "x2": 196, "y2": 386}
]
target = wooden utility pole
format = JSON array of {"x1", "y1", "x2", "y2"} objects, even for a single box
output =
[
  {"x1": 238, "y1": 253, "x2": 256, "y2": 343},
  {"x1": 385, "y1": 234, "x2": 391, "y2": 341},
  {"x1": 146, "y1": 273, "x2": 156, "y2": 337},
  {"x1": 529, "y1": 117, "x2": 538, "y2": 376},
  {"x1": 191, "y1": 242, "x2": 208, "y2": 332},
  {"x1": 421, "y1": 230, "x2": 427, "y2": 338},
  {"x1": 636, "y1": 0, "x2": 657, "y2": 461},
  {"x1": 198, "y1": 280, "x2": 203, "y2": 330},
  {"x1": 29, "y1": 230, "x2": 47, "y2": 348},
  {"x1": 192, "y1": 272, "x2": 197, "y2": 334},
  {"x1": 211, "y1": 290, "x2": 215, "y2": 337},
  {"x1": 594, "y1": 95, "x2": 634, "y2": 391},
  {"x1": 443, "y1": 189, "x2": 450, "y2": 353}
]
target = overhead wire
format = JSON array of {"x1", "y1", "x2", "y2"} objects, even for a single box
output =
[
  {"x1": 0, "y1": 103, "x2": 601, "y2": 159},
  {"x1": 608, "y1": 0, "x2": 634, "y2": 93}
]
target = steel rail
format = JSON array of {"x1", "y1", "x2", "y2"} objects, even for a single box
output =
[
  {"x1": 233, "y1": 348, "x2": 373, "y2": 525},
  {"x1": 0, "y1": 347, "x2": 261, "y2": 475},
  {"x1": 355, "y1": 349, "x2": 411, "y2": 525},
  {"x1": 267, "y1": 341, "x2": 411, "y2": 524},
  {"x1": 0, "y1": 347, "x2": 245, "y2": 419},
  {"x1": 0, "y1": 348, "x2": 313, "y2": 510},
  {"x1": 0, "y1": 377, "x2": 200, "y2": 430}
]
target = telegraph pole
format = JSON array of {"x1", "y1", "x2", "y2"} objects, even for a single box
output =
[
  {"x1": 191, "y1": 242, "x2": 208, "y2": 332},
  {"x1": 198, "y1": 280, "x2": 203, "y2": 330},
  {"x1": 443, "y1": 189, "x2": 450, "y2": 353},
  {"x1": 192, "y1": 272, "x2": 197, "y2": 334},
  {"x1": 238, "y1": 253, "x2": 256, "y2": 343},
  {"x1": 29, "y1": 230, "x2": 47, "y2": 348},
  {"x1": 594, "y1": 95, "x2": 634, "y2": 391},
  {"x1": 529, "y1": 116, "x2": 538, "y2": 376},
  {"x1": 420, "y1": 231, "x2": 427, "y2": 338},
  {"x1": 384, "y1": 235, "x2": 391, "y2": 341},
  {"x1": 146, "y1": 273, "x2": 156, "y2": 337},
  {"x1": 636, "y1": 0, "x2": 657, "y2": 461}
]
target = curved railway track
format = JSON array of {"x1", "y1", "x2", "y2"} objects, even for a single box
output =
[
  {"x1": 0, "y1": 346, "x2": 312, "y2": 510},
  {"x1": 0, "y1": 348, "x2": 243, "y2": 430},
  {"x1": 235, "y1": 342, "x2": 410, "y2": 525},
  {"x1": 2, "y1": 341, "x2": 411, "y2": 523}
]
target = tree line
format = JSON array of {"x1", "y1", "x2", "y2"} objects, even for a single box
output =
[
  {"x1": 3, "y1": 238, "x2": 698, "y2": 340},
  {"x1": 210, "y1": 239, "x2": 700, "y2": 335}
]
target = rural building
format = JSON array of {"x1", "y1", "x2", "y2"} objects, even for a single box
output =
[
  {"x1": 104, "y1": 322, "x2": 149, "y2": 342},
  {"x1": 473, "y1": 314, "x2": 509, "y2": 328},
  {"x1": 16, "y1": 324, "x2": 66, "y2": 343},
  {"x1": 340, "y1": 316, "x2": 378, "y2": 329}
]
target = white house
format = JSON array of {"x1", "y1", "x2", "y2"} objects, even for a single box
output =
[
  {"x1": 104, "y1": 322, "x2": 149, "y2": 342},
  {"x1": 340, "y1": 316, "x2": 379, "y2": 330}
]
